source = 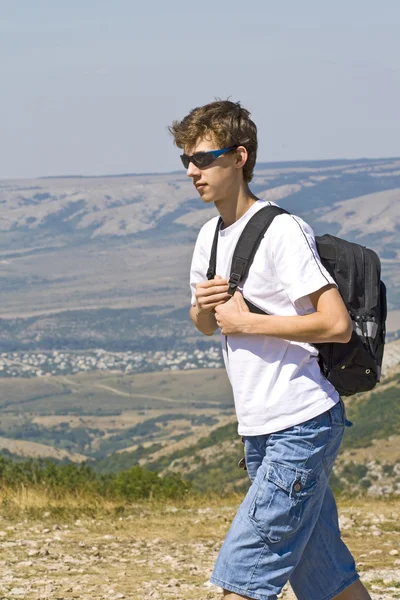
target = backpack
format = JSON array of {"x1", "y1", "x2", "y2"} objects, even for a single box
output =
[{"x1": 207, "y1": 205, "x2": 387, "y2": 397}]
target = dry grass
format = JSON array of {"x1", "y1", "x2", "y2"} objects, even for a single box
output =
[
  {"x1": 0, "y1": 436, "x2": 89, "y2": 462},
  {"x1": 339, "y1": 434, "x2": 400, "y2": 464}
]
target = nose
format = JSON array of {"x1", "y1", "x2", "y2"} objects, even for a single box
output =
[{"x1": 186, "y1": 160, "x2": 201, "y2": 178}]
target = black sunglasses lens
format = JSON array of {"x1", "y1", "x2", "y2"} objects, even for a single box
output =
[
  {"x1": 180, "y1": 151, "x2": 217, "y2": 169},
  {"x1": 180, "y1": 155, "x2": 190, "y2": 169},
  {"x1": 193, "y1": 153, "x2": 215, "y2": 168}
]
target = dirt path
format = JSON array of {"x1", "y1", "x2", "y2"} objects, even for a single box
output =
[
  {"x1": 0, "y1": 500, "x2": 399, "y2": 599},
  {"x1": 95, "y1": 384, "x2": 178, "y2": 403},
  {"x1": 95, "y1": 384, "x2": 133, "y2": 397}
]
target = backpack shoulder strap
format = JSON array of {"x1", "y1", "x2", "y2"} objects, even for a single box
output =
[
  {"x1": 228, "y1": 205, "x2": 289, "y2": 294},
  {"x1": 207, "y1": 216, "x2": 223, "y2": 280}
]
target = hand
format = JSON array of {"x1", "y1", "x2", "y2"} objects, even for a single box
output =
[
  {"x1": 195, "y1": 276, "x2": 230, "y2": 314},
  {"x1": 214, "y1": 291, "x2": 251, "y2": 335}
]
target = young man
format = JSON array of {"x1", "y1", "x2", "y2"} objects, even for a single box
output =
[{"x1": 169, "y1": 100, "x2": 371, "y2": 600}]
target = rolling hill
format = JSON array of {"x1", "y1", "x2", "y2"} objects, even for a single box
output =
[
  {"x1": 0, "y1": 157, "x2": 399, "y2": 350},
  {"x1": 0, "y1": 341, "x2": 399, "y2": 496}
]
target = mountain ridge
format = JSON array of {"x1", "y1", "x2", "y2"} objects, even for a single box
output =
[
  {"x1": 0, "y1": 157, "x2": 399, "y2": 348},
  {"x1": 2, "y1": 157, "x2": 399, "y2": 243}
]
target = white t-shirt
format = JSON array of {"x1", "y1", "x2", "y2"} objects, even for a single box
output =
[{"x1": 190, "y1": 199, "x2": 340, "y2": 436}]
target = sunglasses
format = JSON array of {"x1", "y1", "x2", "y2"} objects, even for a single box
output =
[{"x1": 180, "y1": 145, "x2": 238, "y2": 169}]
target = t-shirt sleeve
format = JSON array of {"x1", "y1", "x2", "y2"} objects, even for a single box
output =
[
  {"x1": 269, "y1": 214, "x2": 337, "y2": 307},
  {"x1": 189, "y1": 226, "x2": 210, "y2": 306}
]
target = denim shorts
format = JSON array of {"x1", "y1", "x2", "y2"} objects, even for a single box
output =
[{"x1": 210, "y1": 400, "x2": 359, "y2": 600}]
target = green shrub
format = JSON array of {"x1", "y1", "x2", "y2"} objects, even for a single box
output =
[
  {"x1": 340, "y1": 461, "x2": 368, "y2": 484},
  {"x1": 0, "y1": 456, "x2": 190, "y2": 501}
]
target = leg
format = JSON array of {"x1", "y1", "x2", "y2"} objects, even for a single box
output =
[
  {"x1": 220, "y1": 436, "x2": 269, "y2": 600},
  {"x1": 220, "y1": 439, "x2": 268, "y2": 600},
  {"x1": 290, "y1": 485, "x2": 359, "y2": 600},
  {"x1": 334, "y1": 580, "x2": 371, "y2": 600},
  {"x1": 210, "y1": 403, "x2": 345, "y2": 600},
  {"x1": 221, "y1": 568, "x2": 371, "y2": 600}
]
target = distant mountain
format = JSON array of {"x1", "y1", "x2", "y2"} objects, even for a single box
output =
[
  {"x1": 0, "y1": 158, "x2": 399, "y2": 348},
  {"x1": 1, "y1": 157, "x2": 399, "y2": 247}
]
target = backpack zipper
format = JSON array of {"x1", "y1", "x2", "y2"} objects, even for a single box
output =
[{"x1": 359, "y1": 245, "x2": 374, "y2": 355}]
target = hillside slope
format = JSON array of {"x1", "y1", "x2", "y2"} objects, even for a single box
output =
[
  {"x1": 139, "y1": 345, "x2": 400, "y2": 496},
  {"x1": 0, "y1": 158, "x2": 399, "y2": 350}
]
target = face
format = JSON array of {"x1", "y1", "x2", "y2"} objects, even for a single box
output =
[{"x1": 184, "y1": 135, "x2": 247, "y2": 205}]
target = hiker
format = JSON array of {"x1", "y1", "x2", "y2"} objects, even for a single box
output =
[{"x1": 169, "y1": 100, "x2": 372, "y2": 600}]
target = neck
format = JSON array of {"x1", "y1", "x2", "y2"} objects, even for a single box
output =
[{"x1": 215, "y1": 183, "x2": 258, "y2": 228}]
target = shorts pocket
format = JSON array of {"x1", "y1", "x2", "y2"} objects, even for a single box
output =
[{"x1": 248, "y1": 461, "x2": 318, "y2": 544}]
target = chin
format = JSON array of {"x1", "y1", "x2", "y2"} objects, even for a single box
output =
[{"x1": 200, "y1": 192, "x2": 215, "y2": 204}]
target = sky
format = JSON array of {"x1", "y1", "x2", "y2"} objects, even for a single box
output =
[{"x1": 1, "y1": 0, "x2": 399, "y2": 179}]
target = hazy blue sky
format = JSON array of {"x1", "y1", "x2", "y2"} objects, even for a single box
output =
[{"x1": 1, "y1": 1, "x2": 399, "y2": 179}]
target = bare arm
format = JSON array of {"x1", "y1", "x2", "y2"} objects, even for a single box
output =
[
  {"x1": 214, "y1": 284, "x2": 352, "y2": 344},
  {"x1": 190, "y1": 276, "x2": 230, "y2": 336},
  {"x1": 190, "y1": 305, "x2": 218, "y2": 336}
]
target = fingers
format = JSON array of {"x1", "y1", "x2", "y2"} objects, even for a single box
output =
[
  {"x1": 232, "y1": 290, "x2": 248, "y2": 307},
  {"x1": 211, "y1": 301, "x2": 228, "y2": 316},
  {"x1": 199, "y1": 292, "x2": 231, "y2": 307},
  {"x1": 197, "y1": 286, "x2": 229, "y2": 300},
  {"x1": 196, "y1": 279, "x2": 229, "y2": 305},
  {"x1": 230, "y1": 289, "x2": 246, "y2": 302},
  {"x1": 197, "y1": 296, "x2": 230, "y2": 314},
  {"x1": 197, "y1": 277, "x2": 228, "y2": 289},
  {"x1": 214, "y1": 302, "x2": 228, "y2": 315},
  {"x1": 195, "y1": 277, "x2": 230, "y2": 313}
]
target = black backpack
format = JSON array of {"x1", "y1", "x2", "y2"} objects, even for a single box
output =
[{"x1": 207, "y1": 205, "x2": 387, "y2": 397}]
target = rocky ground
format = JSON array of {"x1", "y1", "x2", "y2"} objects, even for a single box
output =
[{"x1": 0, "y1": 498, "x2": 399, "y2": 600}]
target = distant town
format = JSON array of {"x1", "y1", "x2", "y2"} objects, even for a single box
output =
[
  {"x1": 1, "y1": 330, "x2": 399, "y2": 378},
  {"x1": 0, "y1": 346, "x2": 224, "y2": 378}
]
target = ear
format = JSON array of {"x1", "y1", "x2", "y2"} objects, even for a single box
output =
[{"x1": 235, "y1": 145, "x2": 248, "y2": 170}]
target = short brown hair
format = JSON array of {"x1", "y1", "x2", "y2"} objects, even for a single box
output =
[{"x1": 169, "y1": 100, "x2": 258, "y2": 182}]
